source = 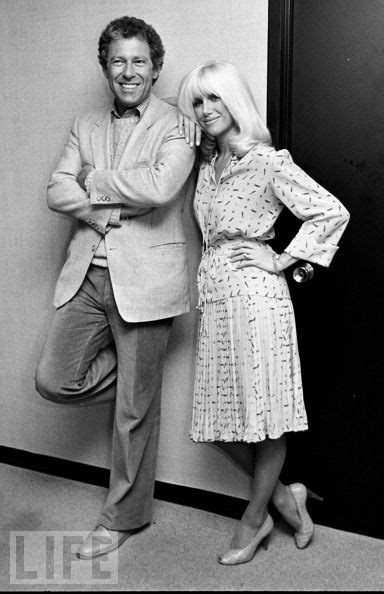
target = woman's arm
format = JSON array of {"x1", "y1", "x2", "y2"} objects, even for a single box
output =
[
  {"x1": 228, "y1": 244, "x2": 298, "y2": 274},
  {"x1": 178, "y1": 112, "x2": 202, "y2": 147},
  {"x1": 270, "y1": 149, "x2": 350, "y2": 267}
]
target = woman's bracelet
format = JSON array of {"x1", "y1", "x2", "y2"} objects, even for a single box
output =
[{"x1": 272, "y1": 253, "x2": 281, "y2": 274}]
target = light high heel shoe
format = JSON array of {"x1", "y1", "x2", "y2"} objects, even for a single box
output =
[
  {"x1": 217, "y1": 514, "x2": 274, "y2": 566},
  {"x1": 288, "y1": 483, "x2": 323, "y2": 549}
]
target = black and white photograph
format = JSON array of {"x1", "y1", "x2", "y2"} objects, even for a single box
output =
[{"x1": 0, "y1": 0, "x2": 383, "y2": 590}]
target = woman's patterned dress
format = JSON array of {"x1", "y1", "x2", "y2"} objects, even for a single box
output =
[{"x1": 191, "y1": 145, "x2": 350, "y2": 443}]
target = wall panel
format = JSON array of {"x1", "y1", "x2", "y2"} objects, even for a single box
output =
[{"x1": 0, "y1": 0, "x2": 268, "y2": 500}]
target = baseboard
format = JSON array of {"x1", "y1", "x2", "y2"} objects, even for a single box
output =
[{"x1": 0, "y1": 445, "x2": 247, "y2": 520}]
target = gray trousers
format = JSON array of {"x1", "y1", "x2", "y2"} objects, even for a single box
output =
[{"x1": 35, "y1": 265, "x2": 173, "y2": 530}]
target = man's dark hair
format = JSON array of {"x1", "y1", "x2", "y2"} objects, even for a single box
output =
[{"x1": 98, "y1": 16, "x2": 165, "y2": 74}]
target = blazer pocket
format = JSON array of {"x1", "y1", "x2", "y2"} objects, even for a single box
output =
[{"x1": 149, "y1": 242, "x2": 186, "y2": 250}]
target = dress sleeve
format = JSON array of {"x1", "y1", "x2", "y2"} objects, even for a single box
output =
[{"x1": 270, "y1": 149, "x2": 350, "y2": 267}]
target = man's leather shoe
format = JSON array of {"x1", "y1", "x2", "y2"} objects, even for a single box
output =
[{"x1": 77, "y1": 525, "x2": 133, "y2": 559}]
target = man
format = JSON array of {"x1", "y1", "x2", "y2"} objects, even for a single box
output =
[{"x1": 35, "y1": 16, "x2": 195, "y2": 559}]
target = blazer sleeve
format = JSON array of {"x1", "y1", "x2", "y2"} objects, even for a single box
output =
[
  {"x1": 47, "y1": 117, "x2": 114, "y2": 235},
  {"x1": 270, "y1": 149, "x2": 350, "y2": 267},
  {"x1": 88, "y1": 118, "x2": 196, "y2": 208}
]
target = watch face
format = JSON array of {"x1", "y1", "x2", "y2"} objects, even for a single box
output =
[{"x1": 293, "y1": 262, "x2": 314, "y2": 283}]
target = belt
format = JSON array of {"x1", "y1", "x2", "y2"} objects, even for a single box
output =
[{"x1": 197, "y1": 237, "x2": 270, "y2": 314}]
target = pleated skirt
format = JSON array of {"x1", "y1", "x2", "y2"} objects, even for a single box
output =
[{"x1": 190, "y1": 293, "x2": 308, "y2": 443}]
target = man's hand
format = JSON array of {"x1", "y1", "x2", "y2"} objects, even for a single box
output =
[{"x1": 77, "y1": 164, "x2": 95, "y2": 191}]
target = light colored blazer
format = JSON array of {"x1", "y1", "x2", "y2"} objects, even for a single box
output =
[{"x1": 47, "y1": 94, "x2": 196, "y2": 322}]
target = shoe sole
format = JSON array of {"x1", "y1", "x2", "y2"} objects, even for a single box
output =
[{"x1": 77, "y1": 533, "x2": 131, "y2": 560}]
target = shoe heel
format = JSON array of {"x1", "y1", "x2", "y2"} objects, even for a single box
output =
[
  {"x1": 217, "y1": 514, "x2": 274, "y2": 566},
  {"x1": 262, "y1": 535, "x2": 270, "y2": 551},
  {"x1": 289, "y1": 483, "x2": 315, "y2": 550},
  {"x1": 307, "y1": 488, "x2": 324, "y2": 502}
]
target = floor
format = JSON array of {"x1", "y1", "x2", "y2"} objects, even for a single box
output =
[{"x1": 1, "y1": 463, "x2": 383, "y2": 591}]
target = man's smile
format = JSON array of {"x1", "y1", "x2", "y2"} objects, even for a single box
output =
[{"x1": 119, "y1": 82, "x2": 140, "y2": 90}]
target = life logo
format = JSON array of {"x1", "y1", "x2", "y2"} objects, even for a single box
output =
[{"x1": 9, "y1": 531, "x2": 119, "y2": 585}]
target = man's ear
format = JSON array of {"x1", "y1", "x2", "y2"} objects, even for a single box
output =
[{"x1": 152, "y1": 66, "x2": 161, "y2": 84}]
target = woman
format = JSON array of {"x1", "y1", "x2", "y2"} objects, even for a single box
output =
[{"x1": 177, "y1": 61, "x2": 350, "y2": 565}]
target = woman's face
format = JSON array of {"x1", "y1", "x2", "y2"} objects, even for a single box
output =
[{"x1": 193, "y1": 93, "x2": 237, "y2": 142}]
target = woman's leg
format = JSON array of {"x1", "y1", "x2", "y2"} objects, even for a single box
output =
[
  {"x1": 271, "y1": 481, "x2": 302, "y2": 530},
  {"x1": 215, "y1": 440, "x2": 302, "y2": 534},
  {"x1": 214, "y1": 441, "x2": 255, "y2": 476},
  {"x1": 223, "y1": 436, "x2": 286, "y2": 549}
]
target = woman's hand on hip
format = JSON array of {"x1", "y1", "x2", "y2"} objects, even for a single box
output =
[{"x1": 227, "y1": 244, "x2": 281, "y2": 274}]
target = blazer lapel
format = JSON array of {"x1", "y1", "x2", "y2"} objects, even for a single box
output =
[
  {"x1": 113, "y1": 94, "x2": 163, "y2": 169},
  {"x1": 90, "y1": 111, "x2": 112, "y2": 169}
]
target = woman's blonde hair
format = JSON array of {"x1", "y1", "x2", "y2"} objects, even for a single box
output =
[{"x1": 177, "y1": 60, "x2": 272, "y2": 159}]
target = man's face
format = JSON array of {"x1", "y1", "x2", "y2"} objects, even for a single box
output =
[{"x1": 104, "y1": 36, "x2": 159, "y2": 114}]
